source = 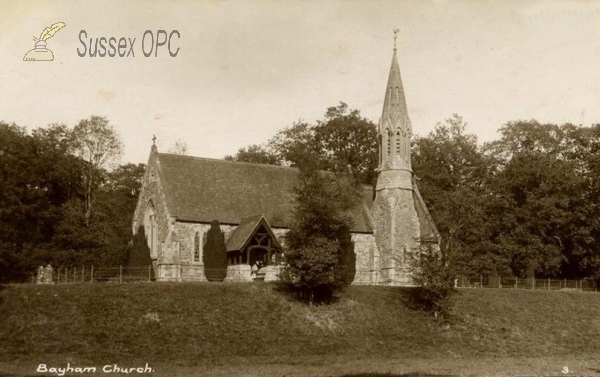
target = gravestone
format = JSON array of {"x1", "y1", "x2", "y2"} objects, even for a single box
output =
[{"x1": 44, "y1": 264, "x2": 54, "y2": 284}]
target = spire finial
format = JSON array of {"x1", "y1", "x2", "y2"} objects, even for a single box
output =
[
  {"x1": 152, "y1": 135, "x2": 157, "y2": 146},
  {"x1": 393, "y1": 28, "x2": 399, "y2": 51}
]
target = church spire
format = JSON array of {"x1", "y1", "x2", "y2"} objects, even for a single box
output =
[
  {"x1": 380, "y1": 32, "x2": 409, "y2": 132},
  {"x1": 378, "y1": 31, "x2": 412, "y2": 171}
]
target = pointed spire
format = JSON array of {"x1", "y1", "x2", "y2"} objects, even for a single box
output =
[{"x1": 380, "y1": 31, "x2": 409, "y2": 131}]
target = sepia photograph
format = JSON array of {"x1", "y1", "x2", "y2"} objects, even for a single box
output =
[{"x1": 1, "y1": 1, "x2": 600, "y2": 376}]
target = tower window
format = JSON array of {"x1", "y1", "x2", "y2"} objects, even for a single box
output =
[
  {"x1": 396, "y1": 130, "x2": 401, "y2": 155},
  {"x1": 386, "y1": 129, "x2": 391, "y2": 156}
]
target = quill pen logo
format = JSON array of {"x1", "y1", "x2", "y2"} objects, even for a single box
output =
[{"x1": 23, "y1": 22, "x2": 66, "y2": 61}]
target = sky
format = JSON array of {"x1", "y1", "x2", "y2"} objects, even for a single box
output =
[{"x1": 1, "y1": 0, "x2": 600, "y2": 164}]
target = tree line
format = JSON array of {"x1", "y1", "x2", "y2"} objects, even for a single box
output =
[
  {"x1": 3, "y1": 104, "x2": 600, "y2": 285},
  {"x1": 227, "y1": 103, "x2": 600, "y2": 282},
  {"x1": 0, "y1": 117, "x2": 145, "y2": 282}
]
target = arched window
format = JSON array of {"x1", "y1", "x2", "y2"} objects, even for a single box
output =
[
  {"x1": 396, "y1": 130, "x2": 401, "y2": 155},
  {"x1": 143, "y1": 202, "x2": 157, "y2": 258},
  {"x1": 193, "y1": 232, "x2": 200, "y2": 262}
]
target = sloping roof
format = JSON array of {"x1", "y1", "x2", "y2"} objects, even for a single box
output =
[
  {"x1": 225, "y1": 215, "x2": 282, "y2": 252},
  {"x1": 412, "y1": 180, "x2": 440, "y2": 243},
  {"x1": 155, "y1": 153, "x2": 374, "y2": 233}
]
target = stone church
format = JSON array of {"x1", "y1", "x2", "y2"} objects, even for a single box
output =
[{"x1": 132, "y1": 44, "x2": 439, "y2": 285}]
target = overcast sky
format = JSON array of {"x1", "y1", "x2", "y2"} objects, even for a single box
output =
[{"x1": 1, "y1": 0, "x2": 600, "y2": 164}]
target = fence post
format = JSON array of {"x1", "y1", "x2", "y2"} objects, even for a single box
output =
[
  {"x1": 119, "y1": 265, "x2": 123, "y2": 283},
  {"x1": 480, "y1": 275, "x2": 483, "y2": 288},
  {"x1": 82, "y1": 267, "x2": 84, "y2": 282},
  {"x1": 548, "y1": 278, "x2": 550, "y2": 290},
  {"x1": 564, "y1": 278, "x2": 567, "y2": 289},
  {"x1": 148, "y1": 264, "x2": 152, "y2": 282},
  {"x1": 91, "y1": 265, "x2": 94, "y2": 282},
  {"x1": 74, "y1": 267, "x2": 77, "y2": 283},
  {"x1": 532, "y1": 277, "x2": 535, "y2": 290},
  {"x1": 515, "y1": 277, "x2": 518, "y2": 289}
]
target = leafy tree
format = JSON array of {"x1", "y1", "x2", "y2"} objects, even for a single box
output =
[
  {"x1": 0, "y1": 122, "x2": 86, "y2": 281},
  {"x1": 71, "y1": 116, "x2": 123, "y2": 226},
  {"x1": 409, "y1": 243, "x2": 457, "y2": 321},
  {"x1": 96, "y1": 163, "x2": 146, "y2": 264},
  {"x1": 203, "y1": 220, "x2": 228, "y2": 281},
  {"x1": 279, "y1": 236, "x2": 340, "y2": 302},
  {"x1": 226, "y1": 103, "x2": 378, "y2": 184},
  {"x1": 268, "y1": 121, "x2": 318, "y2": 168},
  {"x1": 280, "y1": 160, "x2": 359, "y2": 303},
  {"x1": 224, "y1": 144, "x2": 279, "y2": 165},
  {"x1": 168, "y1": 140, "x2": 188, "y2": 155},
  {"x1": 484, "y1": 121, "x2": 592, "y2": 278},
  {"x1": 412, "y1": 115, "x2": 492, "y2": 278},
  {"x1": 0, "y1": 118, "x2": 145, "y2": 281},
  {"x1": 314, "y1": 102, "x2": 378, "y2": 184}
]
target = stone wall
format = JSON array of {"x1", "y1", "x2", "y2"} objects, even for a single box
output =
[
  {"x1": 151, "y1": 220, "x2": 379, "y2": 285},
  {"x1": 132, "y1": 150, "x2": 172, "y2": 263},
  {"x1": 371, "y1": 185, "x2": 420, "y2": 285},
  {"x1": 352, "y1": 233, "x2": 379, "y2": 285}
]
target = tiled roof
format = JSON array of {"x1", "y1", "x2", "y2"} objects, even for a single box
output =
[{"x1": 155, "y1": 153, "x2": 374, "y2": 233}]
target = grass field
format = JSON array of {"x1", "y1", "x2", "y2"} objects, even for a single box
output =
[{"x1": 1, "y1": 282, "x2": 600, "y2": 376}]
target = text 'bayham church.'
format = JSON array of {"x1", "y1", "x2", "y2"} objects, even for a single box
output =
[{"x1": 132, "y1": 43, "x2": 440, "y2": 285}]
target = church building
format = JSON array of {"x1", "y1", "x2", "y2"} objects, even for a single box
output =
[{"x1": 131, "y1": 42, "x2": 439, "y2": 285}]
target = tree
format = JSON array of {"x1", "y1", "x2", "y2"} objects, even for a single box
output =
[
  {"x1": 409, "y1": 243, "x2": 457, "y2": 321},
  {"x1": 94, "y1": 163, "x2": 146, "y2": 266},
  {"x1": 279, "y1": 160, "x2": 360, "y2": 303},
  {"x1": 489, "y1": 265, "x2": 500, "y2": 288},
  {"x1": 484, "y1": 121, "x2": 592, "y2": 278},
  {"x1": 0, "y1": 123, "x2": 79, "y2": 248},
  {"x1": 0, "y1": 118, "x2": 142, "y2": 281},
  {"x1": 203, "y1": 220, "x2": 228, "y2": 281},
  {"x1": 168, "y1": 140, "x2": 188, "y2": 155},
  {"x1": 71, "y1": 116, "x2": 123, "y2": 226},
  {"x1": 225, "y1": 103, "x2": 378, "y2": 184},
  {"x1": 126, "y1": 226, "x2": 154, "y2": 280},
  {"x1": 224, "y1": 144, "x2": 279, "y2": 165},
  {"x1": 314, "y1": 102, "x2": 378, "y2": 184},
  {"x1": 412, "y1": 115, "x2": 492, "y2": 278}
]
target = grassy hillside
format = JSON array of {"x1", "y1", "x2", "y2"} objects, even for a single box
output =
[{"x1": 1, "y1": 283, "x2": 600, "y2": 376}]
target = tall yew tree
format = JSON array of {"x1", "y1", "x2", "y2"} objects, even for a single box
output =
[
  {"x1": 203, "y1": 220, "x2": 228, "y2": 281},
  {"x1": 280, "y1": 155, "x2": 359, "y2": 303}
]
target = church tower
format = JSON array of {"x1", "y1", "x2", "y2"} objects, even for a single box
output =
[{"x1": 371, "y1": 35, "x2": 421, "y2": 285}]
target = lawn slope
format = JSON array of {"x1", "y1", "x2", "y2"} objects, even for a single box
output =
[{"x1": 1, "y1": 283, "x2": 599, "y2": 375}]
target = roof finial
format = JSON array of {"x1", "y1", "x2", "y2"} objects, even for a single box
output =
[
  {"x1": 152, "y1": 134, "x2": 157, "y2": 146},
  {"x1": 393, "y1": 28, "x2": 399, "y2": 51}
]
